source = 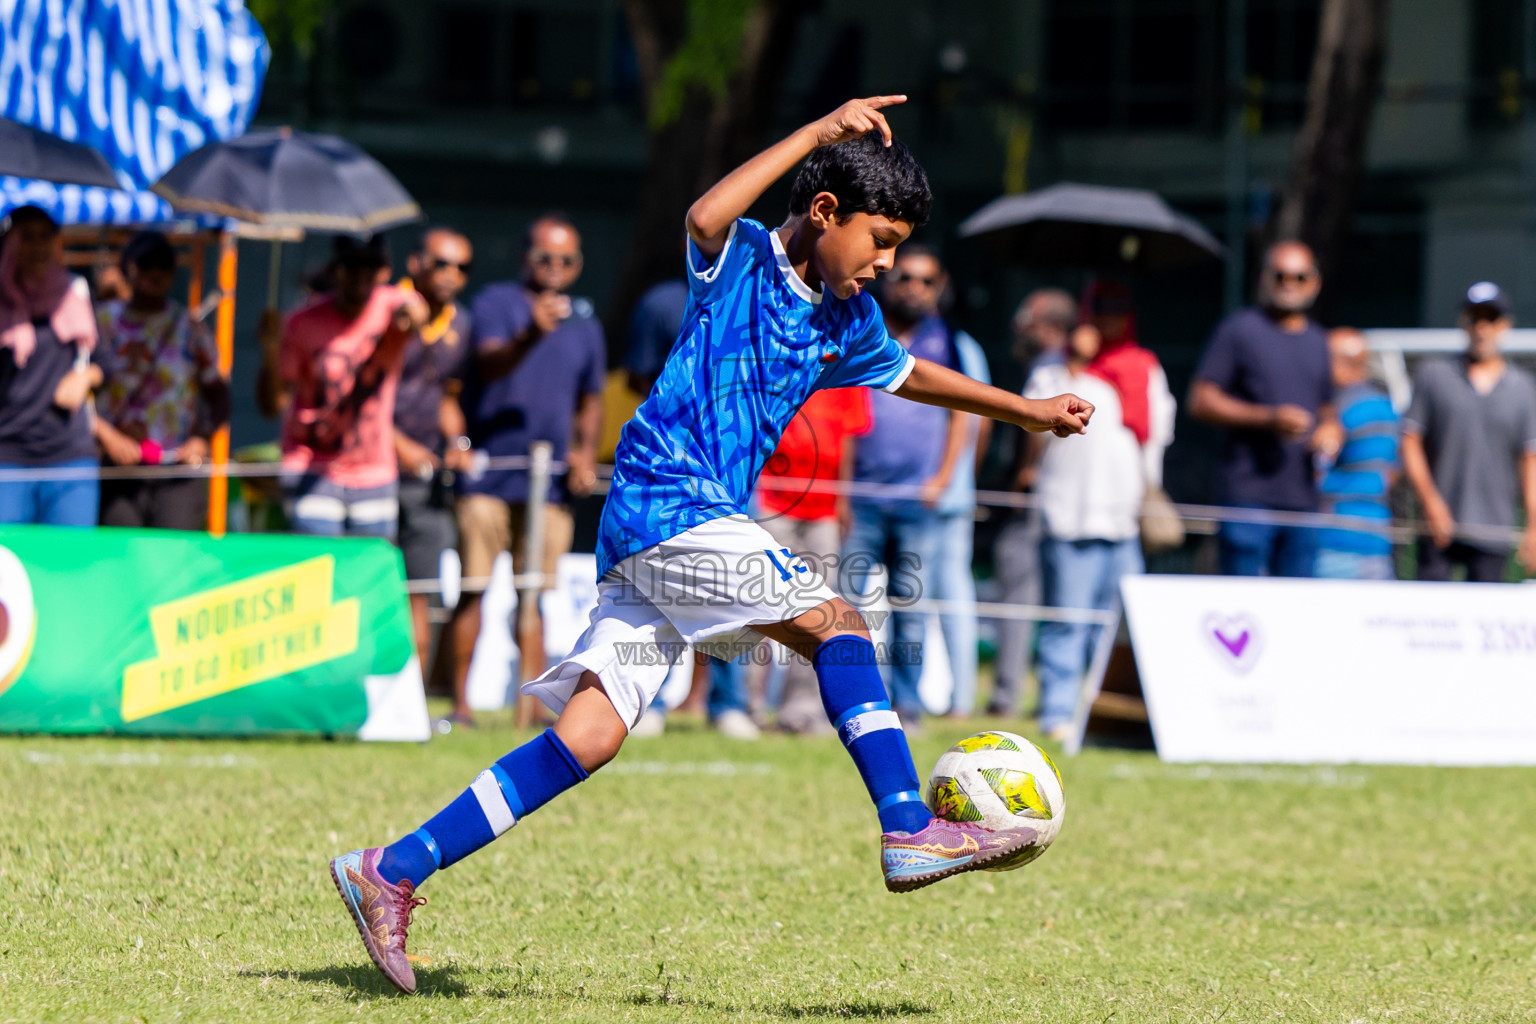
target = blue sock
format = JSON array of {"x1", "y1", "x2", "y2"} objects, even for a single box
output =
[
  {"x1": 376, "y1": 728, "x2": 589, "y2": 888},
  {"x1": 814, "y1": 635, "x2": 930, "y2": 835}
]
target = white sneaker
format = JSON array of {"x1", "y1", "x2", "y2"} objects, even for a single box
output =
[
  {"x1": 712, "y1": 708, "x2": 760, "y2": 741},
  {"x1": 631, "y1": 709, "x2": 667, "y2": 738}
]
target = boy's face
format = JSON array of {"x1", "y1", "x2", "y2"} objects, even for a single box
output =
[{"x1": 807, "y1": 195, "x2": 912, "y2": 300}]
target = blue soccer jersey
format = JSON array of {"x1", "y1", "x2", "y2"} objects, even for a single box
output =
[{"x1": 596, "y1": 217, "x2": 916, "y2": 577}]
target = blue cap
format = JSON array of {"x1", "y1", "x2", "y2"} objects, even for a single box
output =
[{"x1": 1464, "y1": 281, "x2": 1510, "y2": 314}]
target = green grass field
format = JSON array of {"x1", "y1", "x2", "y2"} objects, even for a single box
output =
[{"x1": 3, "y1": 711, "x2": 1533, "y2": 1023}]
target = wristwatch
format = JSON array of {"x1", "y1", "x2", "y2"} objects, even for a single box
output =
[{"x1": 453, "y1": 435, "x2": 472, "y2": 452}]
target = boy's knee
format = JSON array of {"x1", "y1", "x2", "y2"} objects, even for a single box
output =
[
  {"x1": 553, "y1": 672, "x2": 630, "y2": 772},
  {"x1": 557, "y1": 714, "x2": 626, "y2": 773}
]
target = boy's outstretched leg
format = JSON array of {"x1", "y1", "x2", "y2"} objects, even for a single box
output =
[
  {"x1": 756, "y1": 600, "x2": 1037, "y2": 893},
  {"x1": 329, "y1": 672, "x2": 623, "y2": 993}
]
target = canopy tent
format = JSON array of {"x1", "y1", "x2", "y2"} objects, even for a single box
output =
[
  {"x1": 2, "y1": 0, "x2": 270, "y2": 534},
  {"x1": 0, "y1": 0, "x2": 270, "y2": 224}
]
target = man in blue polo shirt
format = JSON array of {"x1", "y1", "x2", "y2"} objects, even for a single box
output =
[
  {"x1": 842, "y1": 244, "x2": 972, "y2": 731},
  {"x1": 448, "y1": 214, "x2": 606, "y2": 725},
  {"x1": 1314, "y1": 328, "x2": 1399, "y2": 580}
]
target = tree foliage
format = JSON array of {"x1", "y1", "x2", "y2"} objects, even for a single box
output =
[
  {"x1": 647, "y1": 0, "x2": 758, "y2": 129},
  {"x1": 246, "y1": 0, "x2": 327, "y2": 57}
]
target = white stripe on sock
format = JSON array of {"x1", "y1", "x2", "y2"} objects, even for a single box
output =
[
  {"x1": 842, "y1": 709, "x2": 901, "y2": 743},
  {"x1": 470, "y1": 769, "x2": 517, "y2": 836}
]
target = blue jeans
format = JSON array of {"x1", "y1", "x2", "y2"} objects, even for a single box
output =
[
  {"x1": 1037, "y1": 537, "x2": 1143, "y2": 732},
  {"x1": 0, "y1": 458, "x2": 99, "y2": 526},
  {"x1": 707, "y1": 653, "x2": 751, "y2": 719},
  {"x1": 1218, "y1": 512, "x2": 1318, "y2": 578},
  {"x1": 840, "y1": 501, "x2": 943, "y2": 718},
  {"x1": 1315, "y1": 548, "x2": 1395, "y2": 580},
  {"x1": 933, "y1": 510, "x2": 979, "y2": 715},
  {"x1": 646, "y1": 653, "x2": 752, "y2": 718}
]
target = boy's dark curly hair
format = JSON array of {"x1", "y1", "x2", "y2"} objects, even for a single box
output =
[{"x1": 788, "y1": 131, "x2": 932, "y2": 227}]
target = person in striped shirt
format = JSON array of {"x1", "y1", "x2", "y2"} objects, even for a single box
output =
[{"x1": 1313, "y1": 328, "x2": 1400, "y2": 580}]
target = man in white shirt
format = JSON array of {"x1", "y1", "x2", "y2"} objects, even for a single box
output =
[{"x1": 1022, "y1": 313, "x2": 1174, "y2": 740}]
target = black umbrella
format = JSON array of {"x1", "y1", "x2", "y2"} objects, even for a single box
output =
[
  {"x1": 958, "y1": 182, "x2": 1224, "y2": 272},
  {"x1": 0, "y1": 116, "x2": 119, "y2": 189},
  {"x1": 150, "y1": 127, "x2": 421, "y2": 235}
]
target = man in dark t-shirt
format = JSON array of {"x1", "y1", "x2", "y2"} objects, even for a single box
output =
[
  {"x1": 623, "y1": 278, "x2": 688, "y2": 396},
  {"x1": 1190, "y1": 240, "x2": 1338, "y2": 577},
  {"x1": 449, "y1": 215, "x2": 606, "y2": 727},
  {"x1": 393, "y1": 227, "x2": 474, "y2": 699}
]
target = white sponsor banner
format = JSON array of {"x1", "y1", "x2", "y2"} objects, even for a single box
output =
[{"x1": 1120, "y1": 575, "x2": 1536, "y2": 765}]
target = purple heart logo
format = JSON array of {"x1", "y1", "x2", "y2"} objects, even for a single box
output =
[{"x1": 1203, "y1": 613, "x2": 1262, "y2": 674}]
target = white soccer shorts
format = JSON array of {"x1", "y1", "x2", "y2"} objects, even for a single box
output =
[{"x1": 523, "y1": 514, "x2": 841, "y2": 730}]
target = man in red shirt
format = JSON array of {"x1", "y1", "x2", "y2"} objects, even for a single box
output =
[
  {"x1": 257, "y1": 235, "x2": 427, "y2": 537},
  {"x1": 755, "y1": 386, "x2": 872, "y2": 733}
]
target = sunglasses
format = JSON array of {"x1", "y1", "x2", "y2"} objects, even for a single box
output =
[
  {"x1": 530, "y1": 250, "x2": 581, "y2": 269},
  {"x1": 1271, "y1": 270, "x2": 1316, "y2": 285},
  {"x1": 429, "y1": 257, "x2": 473, "y2": 275}
]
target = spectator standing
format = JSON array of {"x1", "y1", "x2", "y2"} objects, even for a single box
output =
[
  {"x1": 987, "y1": 287, "x2": 1075, "y2": 717},
  {"x1": 755, "y1": 386, "x2": 873, "y2": 733},
  {"x1": 0, "y1": 206, "x2": 101, "y2": 526},
  {"x1": 1189, "y1": 240, "x2": 1337, "y2": 577},
  {"x1": 257, "y1": 234, "x2": 427, "y2": 538},
  {"x1": 1314, "y1": 328, "x2": 1400, "y2": 580},
  {"x1": 623, "y1": 278, "x2": 688, "y2": 396},
  {"x1": 392, "y1": 228, "x2": 475, "y2": 700},
  {"x1": 93, "y1": 230, "x2": 231, "y2": 529},
  {"x1": 450, "y1": 215, "x2": 604, "y2": 727},
  {"x1": 1401, "y1": 282, "x2": 1536, "y2": 582},
  {"x1": 842, "y1": 244, "x2": 973, "y2": 732},
  {"x1": 1026, "y1": 290, "x2": 1173, "y2": 741},
  {"x1": 884, "y1": 253, "x2": 991, "y2": 718}
]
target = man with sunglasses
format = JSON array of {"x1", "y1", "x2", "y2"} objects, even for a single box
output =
[
  {"x1": 451, "y1": 214, "x2": 605, "y2": 726},
  {"x1": 1400, "y1": 282, "x2": 1536, "y2": 582},
  {"x1": 842, "y1": 244, "x2": 978, "y2": 731},
  {"x1": 1190, "y1": 240, "x2": 1337, "y2": 577},
  {"x1": 393, "y1": 228, "x2": 475, "y2": 708}
]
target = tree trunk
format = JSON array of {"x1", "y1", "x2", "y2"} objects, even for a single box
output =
[
  {"x1": 1272, "y1": 0, "x2": 1391, "y2": 297},
  {"x1": 607, "y1": 0, "x2": 810, "y2": 347}
]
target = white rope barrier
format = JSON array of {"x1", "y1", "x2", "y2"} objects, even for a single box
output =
[
  {"x1": 0, "y1": 453, "x2": 562, "y2": 482},
  {"x1": 2, "y1": 457, "x2": 1521, "y2": 547}
]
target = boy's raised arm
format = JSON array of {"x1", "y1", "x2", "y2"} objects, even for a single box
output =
[
  {"x1": 895, "y1": 357, "x2": 1094, "y2": 437},
  {"x1": 685, "y1": 96, "x2": 907, "y2": 259}
]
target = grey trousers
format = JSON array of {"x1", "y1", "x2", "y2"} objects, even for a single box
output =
[{"x1": 988, "y1": 510, "x2": 1043, "y2": 714}]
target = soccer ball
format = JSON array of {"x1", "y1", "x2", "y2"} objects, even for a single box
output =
[{"x1": 924, "y1": 731, "x2": 1066, "y2": 871}]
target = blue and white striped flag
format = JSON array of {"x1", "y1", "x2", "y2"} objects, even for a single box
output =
[{"x1": 0, "y1": 0, "x2": 269, "y2": 224}]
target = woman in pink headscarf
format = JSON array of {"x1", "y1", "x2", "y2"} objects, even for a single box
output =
[{"x1": 0, "y1": 205, "x2": 101, "y2": 525}]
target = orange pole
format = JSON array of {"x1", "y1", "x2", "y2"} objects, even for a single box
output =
[
  {"x1": 208, "y1": 231, "x2": 238, "y2": 537},
  {"x1": 187, "y1": 234, "x2": 206, "y2": 309}
]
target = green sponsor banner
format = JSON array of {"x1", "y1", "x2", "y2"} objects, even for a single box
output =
[{"x1": 0, "y1": 526, "x2": 425, "y2": 738}]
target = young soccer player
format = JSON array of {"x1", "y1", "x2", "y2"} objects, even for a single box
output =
[{"x1": 330, "y1": 96, "x2": 1094, "y2": 994}]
